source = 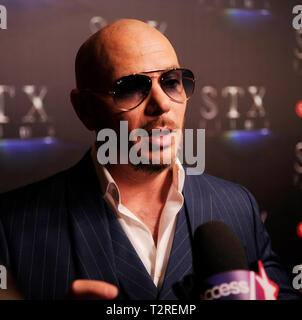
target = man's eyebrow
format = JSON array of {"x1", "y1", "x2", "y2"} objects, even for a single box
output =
[{"x1": 142, "y1": 66, "x2": 180, "y2": 74}]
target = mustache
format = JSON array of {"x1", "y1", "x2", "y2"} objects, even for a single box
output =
[{"x1": 141, "y1": 118, "x2": 179, "y2": 135}]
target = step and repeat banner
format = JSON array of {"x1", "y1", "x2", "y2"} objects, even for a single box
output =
[{"x1": 0, "y1": 0, "x2": 301, "y2": 276}]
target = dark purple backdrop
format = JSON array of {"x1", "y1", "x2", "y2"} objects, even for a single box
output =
[{"x1": 0, "y1": 0, "x2": 301, "y2": 277}]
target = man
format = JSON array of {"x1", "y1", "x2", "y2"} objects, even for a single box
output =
[{"x1": 0, "y1": 19, "x2": 300, "y2": 300}]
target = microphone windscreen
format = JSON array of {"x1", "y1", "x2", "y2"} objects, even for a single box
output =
[{"x1": 193, "y1": 221, "x2": 248, "y2": 280}]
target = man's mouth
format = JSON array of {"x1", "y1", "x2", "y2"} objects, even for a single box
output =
[
  {"x1": 151, "y1": 127, "x2": 172, "y2": 135},
  {"x1": 149, "y1": 128, "x2": 176, "y2": 148}
]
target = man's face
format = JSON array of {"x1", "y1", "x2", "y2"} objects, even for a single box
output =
[{"x1": 93, "y1": 29, "x2": 186, "y2": 171}]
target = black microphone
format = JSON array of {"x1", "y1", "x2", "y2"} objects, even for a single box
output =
[
  {"x1": 193, "y1": 220, "x2": 248, "y2": 280},
  {"x1": 173, "y1": 221, "x2": 279, "y2": 300},
  {"x1": 193, "y1": 221, "x2": 278, "y2": 300}
]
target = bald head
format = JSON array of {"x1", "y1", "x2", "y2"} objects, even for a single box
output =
[{"x1": 75, "y1": 19, "x2": 179, "y2": 91}]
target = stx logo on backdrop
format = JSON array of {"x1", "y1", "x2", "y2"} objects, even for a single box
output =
[
  {"x1": 0, "y1": 4, "x2": 7, "y2": 30},
  {"x1": 0, "y1": 85, "x2": 55, "y2": 139},
  {"x1": 89, "y1": 16, "x2": 167, "y2": 34},
  {"x1": 293, "y1": 5, "x2": 302, "y2": 30},
  {"x1": 199, "y1": 86, "x2": 268, "y2": 131}
]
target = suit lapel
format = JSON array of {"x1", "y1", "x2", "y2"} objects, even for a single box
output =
[
  {"x1": 107, "y1": 202, "x2": 158, "y2": 299},
  {"x1": 158, "y1": 174, "x2": 213, "y2": 299},
  {"x1": 158, "y1": 204, "x2": 193, "y2": 299},
  {"x1": 66, "y1": 152, "x2": 157, "y2": 299},
  {"x1": 66, "y1": 153, "x2": 119, "y2": 287},
  {"x1": 182, "y1": 175, "x2": 207, "y2": 231}
]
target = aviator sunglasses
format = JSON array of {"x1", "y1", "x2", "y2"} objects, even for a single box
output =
[{"x1": 88, "y1": 68, "x2": 195, "y2": 112}]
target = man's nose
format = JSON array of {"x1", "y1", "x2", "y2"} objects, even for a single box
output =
[{"x1": 145, "y1": 80, "x2": 172, "y2": 116}]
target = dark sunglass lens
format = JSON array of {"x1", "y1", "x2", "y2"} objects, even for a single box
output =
[
  {"x1": 113, "y1": 75, "x2": 151, "y2": 109},
  {"x1": 161, "y1": 69, "x2": 194, "y2": 102},
  {"x1": 182, "y1": 69, "x2": 195, "y2": 99}
]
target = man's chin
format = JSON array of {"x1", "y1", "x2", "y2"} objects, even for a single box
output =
[
  {"x1": 131, "y1": 162, "x2": 172, "y2": 174},
  {"x1": 131, "y1": 148, "x2": 174, "y2": 173}
]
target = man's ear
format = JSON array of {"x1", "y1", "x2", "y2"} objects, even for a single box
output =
[{"x1": 70, "y1": 88, "x2": 97, "y2": 131}]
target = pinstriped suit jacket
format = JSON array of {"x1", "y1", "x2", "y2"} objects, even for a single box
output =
[{"x1": 0, "y1": 151, "x2": 299, "y2": 300}]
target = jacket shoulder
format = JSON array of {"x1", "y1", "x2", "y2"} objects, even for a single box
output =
[
  {"x1": 0, "y1": 167, "x2": 70, "y2": 219},
  {"x1": 186, "y1": 171, "x2": 252, "y2": 197},
  {"x1": 0, "y1": 150, "x2": 92, "y2": 219}
]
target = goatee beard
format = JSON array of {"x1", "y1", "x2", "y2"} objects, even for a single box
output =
[{"x1": 130, "y1": 162, "x2": 172, "y2": 174}]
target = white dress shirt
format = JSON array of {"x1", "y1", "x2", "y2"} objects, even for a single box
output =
[{"x1": 91, "y1": 147, "x2": 185, "y2": 289}]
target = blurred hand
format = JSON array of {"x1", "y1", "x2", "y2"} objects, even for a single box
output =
[{"x1": 65, "y1": 279, "x2": 118, "y2": 300}]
